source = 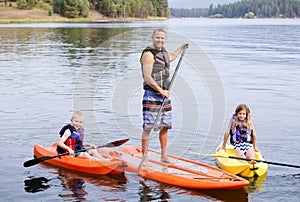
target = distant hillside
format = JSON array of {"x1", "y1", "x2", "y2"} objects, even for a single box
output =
[
  {"x1": 0, "y1": 0, "x2": 169, "y2": 19},
  {"x1": 170, "y1": 0, "x2": 300, "y2": 18},
  {"x1": 0, "y1": 4, "x2": 107, "y2": 22}
]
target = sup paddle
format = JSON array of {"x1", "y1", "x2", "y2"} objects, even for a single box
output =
[
  {"x1": 23, "y1": 138, "x2": 129, "y2": 168},
  {"x1": 138, "y1": 45, "x2": 188, "y2": 172},
  {"x1": 190, "y1": 151, "x2": 300, "y2": 168}
]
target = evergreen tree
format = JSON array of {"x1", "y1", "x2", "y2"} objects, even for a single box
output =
[
  {"x1": 170, "y1": 0, "x2": 300, "y2": 18},
  {"x1": 63, "y1": 0, "x2": 80, "y2": 18},
  {"x1": 17, "y1": 0, "x2": 28, "y2": 9},
  {"x1": 79, "y1": 0, "x2": 90, "y2": 17},
  {"x1": 52, "y1": 0, "x2": 64, "y2": 15}
]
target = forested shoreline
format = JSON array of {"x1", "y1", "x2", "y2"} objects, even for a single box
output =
[
  {"x1": 1, "y1": 0, "x2": 169, "y2": 19},
  {"x1": 1, "y1": 0, "x2": 299, "y2": 20},
  {"x1": 170, "y1": 0, "x2": 300, "y2": 18}
]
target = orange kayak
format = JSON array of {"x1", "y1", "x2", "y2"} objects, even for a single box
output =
[
  {"x1": 120, "y1": 145, "x2": 249, "y2": 190},
  {"x1": 33, "y1": 143, "x2": 126, "y2": 175}
]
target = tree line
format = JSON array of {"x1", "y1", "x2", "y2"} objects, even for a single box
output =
[
  {"x1": 96, "y1": 0, "x2": 169, "y2": 18},
  {"x1": 9, "y1": 0, "x2": 169, "y2": 18},
  {"x1": 170, "y1": 0, "x2": 300, "y2": 18}
]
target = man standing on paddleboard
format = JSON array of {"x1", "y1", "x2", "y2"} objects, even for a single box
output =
[{"x1": 140, "y1": 28, "x2": 189, "y2": 163}]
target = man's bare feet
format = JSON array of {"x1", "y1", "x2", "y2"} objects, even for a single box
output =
[{"x1": 161, "y1": 156, "x2": 171, "y2": 164}]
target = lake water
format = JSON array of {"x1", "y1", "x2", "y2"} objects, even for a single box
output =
[{"x1": 0, "y1": 18, "x2": 299, "y2": 201}]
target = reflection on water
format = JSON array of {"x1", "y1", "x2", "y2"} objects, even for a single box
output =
[
  {"x1": 58, "y1": 172, "x2": 87, "y2": 201},
  {"x1": 244, "y1": 173, "x2": 268, "y2": 193},
  {"x1": 24, "y1": 163, "x2": 128, "y2": 201},
  {"x1": 57, "y1": 171, "x2": 128, "y2": 197},
  {"x1": 24, "y1": 176, "x2": 51, "y2": 193},
  {"x1": 25, "y1": 163, "x2": 250, "y2": 202},
  {"x1": 138, "y1": 178, "x2": 249, "y2": 202},
  {"x1": 56, "y1": 172, "x2": 128, "y2": 201},
  {"x1": 139, "y1": 179, "x2": 170, "y2": 201},
  {"x1": 198, "y1": 189, "x2": 248, "y2": 202}
]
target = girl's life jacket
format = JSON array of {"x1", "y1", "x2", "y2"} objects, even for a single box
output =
[
  {"x1": 56, "y1": 124, "x2": 84, "y2": 154},
  {"x1": 140, "y1": 46, "x2": 171, "y2": 91},
  {"x1": 230, "y1": 114, "x2": 253, "y2": 145}
]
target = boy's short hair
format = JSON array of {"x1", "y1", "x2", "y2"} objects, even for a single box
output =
[{"x1": 71, "y1": 111, "x2": 84, "y2": 120}]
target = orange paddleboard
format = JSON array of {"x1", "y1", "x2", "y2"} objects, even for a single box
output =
[{"x1": 120, "y1": 145, "x2": 249, "y2": 190}]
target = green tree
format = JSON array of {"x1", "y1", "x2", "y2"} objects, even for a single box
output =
[
  {"x1": 17, "y1": 0, "x2": 36, "y2": 9},
  {"x1": 17, "y1": 0, "x2": 28, "y2": 9},
  {"x1": 53, "y1": 0, "x2": 64, "y2": 15},
  {"x1": 171, "y1": 0, "x2": 299, "y2": 18},
  {"x1": 64, "y1": 0, "x2": 80, "y2": 18},
  {"x1": 27, "y1": 0, "x2": 35, "y2": 9},
  {"x1": 99, "y1": 0, "x2": 112, "y2": 17},
  {"x1": 79, "y1": 0, "x2": 90, "y2": 17}
]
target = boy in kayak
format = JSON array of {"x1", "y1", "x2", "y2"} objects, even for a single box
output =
[
  {"x1": 219, "y1": 104, "x2": 260, "y2": 164},
  {"x1": 56, "y1": 111, "x2": 110, "y2": 161}
]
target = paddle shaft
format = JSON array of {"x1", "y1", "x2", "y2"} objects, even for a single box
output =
[
  {"x1": 190, "y1": 152, "x2": 300, "y2": 169},
  {"x1": 150, "y1": 46, "x2": 187, "y2": 132},
  {"x1": 139, "y1": 46, "x2": 188, "y2": 172},
  {"x1": 23, "y1": 138, "x2": 129, "y2": 167},
  {"x1": 227, "y1": 155, "x2": 300, "y2": 168}
]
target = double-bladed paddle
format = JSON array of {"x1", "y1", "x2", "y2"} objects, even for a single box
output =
[
  {"x1": 190, "y1": 151, "x2": 300, "y2": 168},
  {"x1": 23, "y1": 138, "x2": 129, "y2": 168}
]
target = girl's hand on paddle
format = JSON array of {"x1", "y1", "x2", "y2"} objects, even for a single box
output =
[
  {"x1": 217, "y1": 146, "x2": 226, "y2": 152},
  {"x1": 254, "y1": 148, "x2": 260, "y2": 153}
]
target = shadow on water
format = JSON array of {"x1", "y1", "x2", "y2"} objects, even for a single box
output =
[
  {"x1": 138, "y1": 178, "x2": 248, "y2": 202},
  {"x1": 244, "y1": 173, "x2": 268, "y2": 193},
  {"x1": 24, "y1": 176, "x2": 51, "y2": 193},
  {"x1": 52, "y1": 27, "x2": 133, "y2": 49},
  {"x1": 57, "y1": 171, "x2": 127, "y2": 201},
  {"x1": 58, "y1": 172, "x2": 88, "y2": 201},
  {"x1": 24, "y1": 162, "x2": 249, "y2": 201},
  {"x1": 139, "y1": 179, "x2": 171, "y2": 202},
  {"x1": 24, "y1": 163, "x2": 128, "y2": 201}
]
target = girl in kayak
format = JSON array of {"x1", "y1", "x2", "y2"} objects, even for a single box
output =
[
  {"x1": 57, "y1": 111, "x2": 111, "y2": 161},
  {"x1": 219, "y1": 104, "x2": 260, "y2": 164}
]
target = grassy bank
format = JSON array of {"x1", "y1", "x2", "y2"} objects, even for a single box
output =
[
  {"x1": 0, "y1": 18, "x2": 93, "y2": 24},
  {"x1": 0, "y1": 17, "x2": 168, "y2": 24},
  {"x1": 0, "y1": 5, "x2": 167, "y2": 24}
]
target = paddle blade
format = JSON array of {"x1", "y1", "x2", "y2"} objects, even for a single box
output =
[
  {"x1": 23, "y1": 152, "x2": 70, "y2": 168},
  {"x1": 99, "y1": 138, "x2": 129, "y2": 148},
  {"x1": 23, "y1": 157, "x2": 47, "y2": 167},
  {"x1": 111, "y1": 138, "x2": 129, "y2": 146}
]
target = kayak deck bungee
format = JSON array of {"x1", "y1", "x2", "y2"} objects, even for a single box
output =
[
  {"x1": 120, "y1": 145, "x2": 249, "y2": 190},
  {"x1": 33, "y1": 143, "x2": 126, "y2": 175},
  {"x1": 216, "y1": 144, "x2": 268, "y2": 178}
]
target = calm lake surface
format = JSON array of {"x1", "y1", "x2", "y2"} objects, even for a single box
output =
[{"x1": 0, "y1": 18, "x2": 299, "y2": 201}]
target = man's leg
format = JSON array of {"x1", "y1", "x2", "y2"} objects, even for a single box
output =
[
  {"x1": 159, "y1": 129, "x2": 169, "y2": 162},
  {"x1": 142, "y1": 130, "x2": 150, "y2": 154}
]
